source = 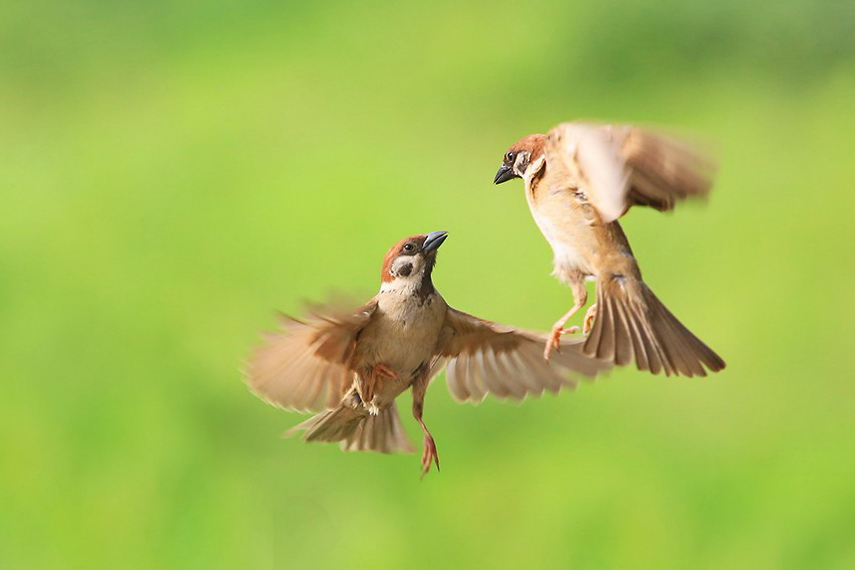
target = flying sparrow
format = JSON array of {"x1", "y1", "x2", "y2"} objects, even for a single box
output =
[
  {"x1": 494, "y1": 122, "x2": 725, "y2": 376},
  {"x1": 246, "y1": 231, "x2": 610, "y2": 477}
]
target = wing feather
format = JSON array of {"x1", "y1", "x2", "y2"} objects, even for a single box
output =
[
  {"x1": 546, "y1": 122, "x2": 716, "y2": 223},
  {"x1": 245, "y1": 300, "x2": 377, "y2": 412},
  {"x1": 439, "y1": 308, "x2": 610, "y2": 404}
]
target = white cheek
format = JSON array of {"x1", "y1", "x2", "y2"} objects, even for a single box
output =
[
  {"x1": 522, "y1": 155, "x2": 545, "y2": 184},
  {"x1": 379, "y1": 257, "x2": 424, "y2": 293},
  {"x1": 399, "y1": 257, "x2": 424, "y2": 276}
]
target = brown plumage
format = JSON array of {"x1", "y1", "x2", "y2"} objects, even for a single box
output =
[
  {"x1": 246, "y1": 231, "x2": 611, "y2": 477},
  {"x1": 494, "y1": 122, "x2": 724, "y2": 377}
]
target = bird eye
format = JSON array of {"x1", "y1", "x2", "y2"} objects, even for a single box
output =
[
  {"x1": 505, "y1": 151, "x2": 516, "y2": 163},
  {"x1": 402, "y1": 243, "x2": 415, "y2": 253}
]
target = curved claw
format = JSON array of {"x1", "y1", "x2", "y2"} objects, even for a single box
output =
[
  {"x1": 544, "y1": 325, "x2": 582, "y2": 360},
  {"x1": 420, "y1": 435, "x2": 440, "y2": 479},
  {"x1": 582, "y1": 304, "x2": 598, "y2": 336},
  {"x1": 359, "y1": 364, "x2": 399, "y2": 415},
  {"x1": 373, "y1": 363, "x2": 398, "y2": 380}
]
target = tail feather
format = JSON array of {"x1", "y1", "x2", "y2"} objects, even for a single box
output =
[
  {"x1": 610, "y1": 295, "x2": 634, "y2": 366},
  {"x1": 583, "y1": 277, "x2": 725, "y2": 377},
  {"x1": 623, "y1": 301, "x2": 654, "y2": 372},
  {"x1": 286, "y1": 401, "x2": 414, "y2": 454}
]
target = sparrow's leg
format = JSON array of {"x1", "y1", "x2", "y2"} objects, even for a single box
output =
[
  {"x1": 411, "y1": 374, "x2": 439, "y2": 478},
  {"x1": 582, "y1": 303, "x2": 598, "y2": 335},
  {"x1": 361, "y1": 364, "x2": 398, "y2": 415},
  {"x1": 545, "y1": 277, "x2": 588, "y2": 360}
]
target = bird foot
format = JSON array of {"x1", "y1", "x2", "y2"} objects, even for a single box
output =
[
  {"x1": 373, "y1": 363, "x2": 398, "y2": 380},
  {"x1": 582, "y1": 304, "x2": 598, "y2": 336},
  {"x1": 420, "y1": 434, "x2": 440, "y2": 479},
  {"x1": 543, "y1": 325, "x2": 582, "y2": 360}
]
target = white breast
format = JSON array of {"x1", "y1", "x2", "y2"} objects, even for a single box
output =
[
  {"x1": 527, "y1": 191, "x2": 591, "y2": 277},
  {"x1": 359, "y1": 292, "x2": 446, "y2": 381}
]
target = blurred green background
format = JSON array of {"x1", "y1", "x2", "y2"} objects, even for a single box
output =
[{"x1": 2, "y1": 0, "x2": 854, "y2": 568}]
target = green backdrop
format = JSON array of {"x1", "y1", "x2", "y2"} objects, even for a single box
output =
[{"x1": 2, "y1": 0, "x2": 854, "y2": 568}]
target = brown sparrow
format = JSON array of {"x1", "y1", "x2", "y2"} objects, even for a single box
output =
[
  {"x1": 246, "y1": 231, "x2": 610, "y2": 477},
  {"x1": 494, "y1": 122, "x2": 725, "y2": 376}
]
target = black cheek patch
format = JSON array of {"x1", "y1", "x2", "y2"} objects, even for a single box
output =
[{"x1": 397, "y1": 262, "x2": 413, "y2": 277}]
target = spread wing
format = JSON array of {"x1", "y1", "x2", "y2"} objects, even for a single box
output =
[
  {"x1": 245, "y1": 300, "x2": 378, "y2": 413},
  {"x1": 547, "y1": 122, "x2": 716, "y2": 223},
  {"x1": 436, "y1": 308, "x2": 611, "y2": 404}
]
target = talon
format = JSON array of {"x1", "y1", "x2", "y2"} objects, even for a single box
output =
[
  {"x1": 360, "y1": 364, "x2": 397, "y2": 411},
  {"x1": 420, "y1": 434, "x2": 440, "y2": 479},
  {"x1": 373, "y1": 364, "x2": 398, "y2": 380},
  {"x1": 582, "y1": 304, "x2": 598, "y2": 335},
  {"x1": 544, "y1": 337, "x2": 558, "y2": 360},
  {"x1": 544, "y1": 326, "x2": 581, "y2": 360},
  {"x1": 544, "y1": 328, "x2": 562, "y2": 360}
]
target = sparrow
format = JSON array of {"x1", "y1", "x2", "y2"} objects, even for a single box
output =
[
  {"x1": 246, "y1": 231, "x2": 610, "y2": 477},
  {"x1": 494, "y1": 122, "x2": 725, "y2": 376}
]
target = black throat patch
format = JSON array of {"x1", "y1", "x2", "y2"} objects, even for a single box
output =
[{"x1": 415, "y1": 257, "x2": 436, "y2": 301}]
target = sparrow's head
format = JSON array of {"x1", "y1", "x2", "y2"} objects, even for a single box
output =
[
  {"x1": 493, "y1": 134, "x2": 547, "y2": 185},
  {"x1": 380, "y1": 231, "x2": 448, "y2": 293}
]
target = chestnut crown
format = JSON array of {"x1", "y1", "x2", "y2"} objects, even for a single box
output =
[
  {"x1": 380, "y1": 231, "x2": 448, "y2": 286},
  {"x1": 493, "y1": 134, "x2": 547, "y2": 184}
]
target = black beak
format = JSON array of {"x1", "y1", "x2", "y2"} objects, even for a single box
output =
[
  {"x1": 422, "y1": 231, "x2": 448, "y2": 253},
  {"x1": 493, "y1": 165, "x2": 515, "y2": 184}
]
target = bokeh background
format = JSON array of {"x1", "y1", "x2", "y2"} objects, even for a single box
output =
[{"x1": 2, "y1": 0, "x2": 854, "y2": 568}]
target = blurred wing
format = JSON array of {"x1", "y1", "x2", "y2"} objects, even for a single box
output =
[
  {"x1": 245, "y1": 300, "x2": 378, "y2": 413},
  {"x1": 547, "y1": 122, "x2": 716, "y2": 223},
  {"x1": 437, "y1": 308, "x2": 610, "y2": 404},
  {"x1": 547, "y1": 122, "x2": 631, "y2": 223},
  {"x1": 621, "y1": 127, "x2": 716, "y2": 214}
]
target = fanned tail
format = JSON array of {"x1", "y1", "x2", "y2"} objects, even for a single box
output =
[
  {"x1": 286, "y1": 401, "x2": 414, "y2": 454},
  {"x1": 583, "y1": 276, "x2": 725, "y2": 377}
]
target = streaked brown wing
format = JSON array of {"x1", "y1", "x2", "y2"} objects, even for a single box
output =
[
  {"x1": 621, "y1": 127, "x2": 716, "y2": 213},
  {"x1": 547, "y1": 122, "x2": 715, "y2": 223},
  {"x1": 437, "y1": 308, "x2": 610, "y2": 404},
  {"x1": 245, "y1": 300, "x2": 378, "y2": 413}
]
